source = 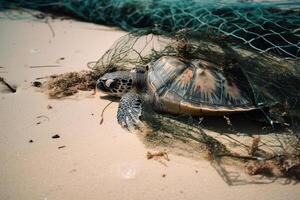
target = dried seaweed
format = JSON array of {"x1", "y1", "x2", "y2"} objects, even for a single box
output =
[{"x1": 44, "y1": 70, "x2": 97, "y2": 98}]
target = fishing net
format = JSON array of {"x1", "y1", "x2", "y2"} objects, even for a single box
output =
[
  {"x1": 1, "y1": 0, "x2": 300, "y2": 181},
  {"x1": 95, "y1": 30, "x2": 300, "y2": 181},
  {"x1": 1, "y1": 0, "x2": 300, "y2": 59},
  {"x1": 95, "y1": 31, "x2": 300, "y2": 115}
]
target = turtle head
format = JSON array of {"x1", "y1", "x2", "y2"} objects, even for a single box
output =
[{"x1": 96, "y1": 71, "x2": 134, "y2": 97}]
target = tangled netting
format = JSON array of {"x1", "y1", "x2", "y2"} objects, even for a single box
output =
[
  {"x1": 0, "y1": 0, "x2": 300, "y2": 59},
  {"x1": 95, "y1": 31, "x2": 300, "y2": 113},
  {"x1": 2, "y1": 0, "x2": 300, "y2": 181},
  {"x1": 95, "y1": 30, "x2": 300, "y2": 181}
]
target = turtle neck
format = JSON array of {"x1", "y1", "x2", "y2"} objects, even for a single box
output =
[{"x1": 134, "y1": 72, "x2": 147, "y2": 91}]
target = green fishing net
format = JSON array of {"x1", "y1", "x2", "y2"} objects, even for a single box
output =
[
  {"x1": 1, "y1": 0, "x2": 300, "y2": 180},
  {"x1": 95, "y1": 30, "x2": 300, "y2": 181},
  {"x1": 95, "y1": 30, "x2": 300, "y2": 114},
  {"x1": 1, "y1": 0, "x2": 300, "y2": 59}
]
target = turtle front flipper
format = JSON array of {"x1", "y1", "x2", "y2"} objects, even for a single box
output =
[{"x1": 117, "y1": 92, "x2": 143, "y2": 131}]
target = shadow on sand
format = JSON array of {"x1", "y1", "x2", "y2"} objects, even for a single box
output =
[{"x1": 138, "y1": 110, "x2": 300, "y2": 185}]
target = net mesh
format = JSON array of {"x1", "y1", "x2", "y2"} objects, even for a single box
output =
[
  {"x1": 95, "y1": 30, "x2": 300, "y2": 181},
  {"x1": 1, "y1": 0, "x2": 300, "y2": 59},
  {"x1": 1, "y1": 0, "x2": 300, "y2": 180},
  {"x1": 95, "y1": 31, "x2": 300, "y2": 111}
]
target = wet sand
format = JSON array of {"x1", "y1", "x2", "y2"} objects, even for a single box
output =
[{"x1": 0, "y1": 11, "x2": 300, "y2": 200}]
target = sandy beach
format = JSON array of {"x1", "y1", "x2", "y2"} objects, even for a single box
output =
[{"x1": 0, "y1": 11, "x2": 300, "y2": 200}]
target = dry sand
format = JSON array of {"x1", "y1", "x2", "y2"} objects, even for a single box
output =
[{"x1": 0, "y1": 11, "x2": 300, "y2": 200}]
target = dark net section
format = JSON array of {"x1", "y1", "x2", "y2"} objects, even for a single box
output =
[
  {"x1": 1, "y1": 0, "x2": 300, "y2": 180},
  {"x1": 1, "y1": 0, "x2": 300, "y2": 59},
  {"x1": 95, "y1": 31, "x2": 300, "y2": 181},
  {"x1": 95, "y1": 31, "x2": 300, "y2": 112}
]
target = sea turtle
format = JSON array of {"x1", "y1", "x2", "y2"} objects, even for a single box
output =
[{"x1": 96, "y1": 56, "x2": 260, "y2": 130}]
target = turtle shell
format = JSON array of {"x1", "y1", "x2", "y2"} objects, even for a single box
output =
[{"x1": 147, "y1": 56, "x2": 256, "y2": 115}]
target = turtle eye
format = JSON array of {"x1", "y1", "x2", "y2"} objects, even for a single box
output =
[
  {"x1": 105, "y1": 79, "x2": 114, "y2": 88},
  {"x1": 96, "y1": 78, "x2": 111, "y2": 92},
  {"x1": 108, "y1": 80, "x2": 122, "y2": 92}
]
